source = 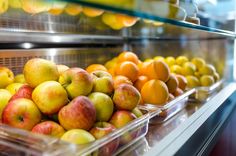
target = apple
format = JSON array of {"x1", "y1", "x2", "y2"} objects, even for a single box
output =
[
  {"x1": 23, "y1": 58, "x2": 59, "y2": 88},
  {"x1": 0, "y1": 89, "x2": 12, "y2": 120},
  {"x1": 59, "y1": 68, "x2": 93, "y2": 99},
  {"x1": 14, "y1": 74, "x2": 26, "y2": 83},
  {"x1": 9, "y1": 84, "x2": 33, "y2": 101},
  {"x1": 31, "y1": 121, "x2": 65, "y2": 138},
  {"x1": 88, "y1": 92, "x2": 114, "y2": 122},
  {"x1": 0, "y1": 67, "x2": 14, "y2": 88},
  {"x1": 91, "y1": 71, "x2": 114, "y2": 95},
  {"x1": 131, "y1": 107, "x2": 143, "y2": 118},
  {"x1": 32, "y1": 81, "x2": 68, "y2": 115},
  {"x1": 61, "y1": 129, "x2": 95, "y2": 145},
  {"x1": 56, "y1": 64, "x2": 69, "y2": 75},
  {"x1": 6, "y1": 83, "x2": 24, "y2": 95},
  {"x1": 113, "y1": 75, "x2": 133, "y2": 89},
  {"x1": 2, "y1": 98, "x2": 42, "y2": 130},
  {"x1": 113, "y1": 84, "x2": 141, "y2": 111},
  {"x1": 109, "y1": 110, "x2": 136, "y2": 128},
  {"x1": 90, "y1": 122, "x2": 119, "y2": 156},
  {"x1": 58, "y1": 96, "x2": 96, "y2": 130}
]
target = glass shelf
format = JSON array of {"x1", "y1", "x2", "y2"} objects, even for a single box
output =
[{"x1": 60, "y1": 0, "x2": 235, "y2": 37}]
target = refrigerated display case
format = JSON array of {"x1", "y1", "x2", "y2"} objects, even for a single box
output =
[{"x1": 0, "y1": 0, "x2": 236, "y2": 155}]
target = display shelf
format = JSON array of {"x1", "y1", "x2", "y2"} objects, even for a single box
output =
[
  {"x1": 60, "y1": 0, "x2": 236, "y2": 37},
  {"x1": 118, "y1": 83, "x2": 236, "y2": 156}
]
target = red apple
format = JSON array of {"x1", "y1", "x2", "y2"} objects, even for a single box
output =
[
  {"x1": 31, "y1": 121, "x2": 65, "y2": 138},
  {"x1": 23, "y1": 58, "x2": 59, "y2": 88},
  {"x1": 91, "y1": 71, "x2": 114, "y2": 95},
  {"x1": 6, "y1": 83, "x2": 24, "y2": 95},
  {"x1": 113, "y1": 84, "x2": 141, "y2": 111},
  {"x1": 2, "y1": 98, "x2": 42, "y2": 130},
  {"x1": 88, "y1": 92, "x2": 114, "y2": 122},
  {"x1": 59, "y1": 68, "x2": 93, "y2": 99},
  {"x1": 58, "y1": 96, "x2": 96, "y2": 130},
  {"x1": 90, "y1": 122, "x2": 119, "y2": 156},
  {"x1": 9, "y1": 84, "x2": 33, "y2": 101},
  {"x1": 32, "y1": 81, "x2": 68, "y2": 115},
  {"x1": 109, "y1": 110, "x2": 136, "y2": 129}
]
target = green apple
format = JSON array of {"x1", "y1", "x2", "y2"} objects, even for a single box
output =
[
  {"x1": 91, "y1": 71, "x2": 114, "y2": 95},
  {"x1": 59, "y1": 68, "x2": 93, "y2": 99},
  {"x1": 2, "y1": 98, "x2": 42, "y2": 130},
  {"x1": 32, "y1": 81, "x2": 68, "y2": 115},
  {"x1": 88, "y1": 92, "x2": 114, "y2": 122},
  {"x1": 0, "y1": 67, "x2": 14, "y2": 89},
  {"x1": 6, "y1": 83, "x2": 24, "y2": 95},
  {"x1": 23, "y1": 58, "x2": 59, "y2": 88},
  {"x1": 61, "y1": 129, "x2": 95, "y2": 145},
  {"x1": 131, "y1": 107, "x2": 143, "y2": 118},
  {"x1": 14, "y1": 74, "x2": 26, "y2": 83},
  {"x1": 0, "y1": 89, "x2": 12, "y2": 120}
]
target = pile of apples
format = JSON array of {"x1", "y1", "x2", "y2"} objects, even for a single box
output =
[{"x1": 0, "y1": 57, "x2": 144, "y2": 155}]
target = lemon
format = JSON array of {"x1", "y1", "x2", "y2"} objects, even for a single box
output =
[
  {"x1": 213, "y1": 72, "x2": 220, "y2": 82},
  {"x1": 9, "y1": 0, "x2": 22, "y2": 8},
  {"x1": 181, "y1": 62, "x2": 196, "y2": 76},
  {"x1": 199, "y1": 64, "x2": 216, "y2": 75},
  {"x1": 200, "y1": 75, "x2": 215, "y2": 87},
  {"x1": 194, "y1": 72, "x2": 201, "y2": 79},
  {"x1": 144, "y1": 58, "x2": 153, "y2": 62},
  {"x1": 191, "y1": 57, "x2": 205, "y2": 69},
  {"x1": 186, "y1": 75, "x2": 200, "y2": 88},
  {"x1": 176, "y1": 56, "x2": 189, "y2": 66},
  {"x1": 165, "y1": 56, "x2": 175, "y2": 66},
  {"x1": 104, "y1": 57, "x2": 117, "y2": 69},
  {"x1": 170, "y1": 65, "x2": 182, "y2": 74},
  {"x1": 154, "y1": 56, "x2": 165, "y2": 62},
  {"x1": 0, "y1": 0, "x2": 8, "y2": 14}
]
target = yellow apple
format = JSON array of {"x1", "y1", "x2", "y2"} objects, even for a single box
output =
[
  {"x1": 14, "y1": 74, "x2": 26, "y2": 83},
  {"x1": 0, "y1": 89, "x2": 12, "y2": 120},
  {"x1": 48, "y1": 1, "x2": 67, "y2": 15},
  {"x1": 0, "y1": 0, "x2": 8, "y2": 14},
  {"x1": 6, "y1": 83, "x2": 24, "y2": 95},
  {"x1": 23, "y1": 58, "x2": 59, "y2": 88},
  {"x1": 0, "y1": 67, "x2": 14, "y2": 89},
  {"x1": 56, "y1": 64, "x2": 69, "y2": 76},
  {"x1": 9, "y1": 0, "x2": 22, "y2": 8}
]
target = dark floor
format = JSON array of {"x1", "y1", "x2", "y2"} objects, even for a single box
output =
[{"x1": 209, "y1": 110, "x2": 236, "y2": 156}]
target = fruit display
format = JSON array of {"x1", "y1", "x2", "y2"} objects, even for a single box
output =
[{"x1": 0, "y1": 56, "x2": 146, "y2": 155}]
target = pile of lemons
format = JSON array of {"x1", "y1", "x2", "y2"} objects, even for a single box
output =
[{"x1": 146, "y1": 56, "x2": 220, "y2": 88}]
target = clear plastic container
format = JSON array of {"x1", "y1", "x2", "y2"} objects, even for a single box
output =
[
  {"x1": 0, "y1": 112, "x2": 150, "y2": 156},
  {"x1": 139, "y1": 88, "x2": 196, "y2": 124},
  {"x1": 192, "y1": 80, "x2": 223, "y2": 102}
]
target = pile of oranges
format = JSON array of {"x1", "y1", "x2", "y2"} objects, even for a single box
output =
[{"x1": 87, "y1": 51, "x2": 188, "y2": 106}]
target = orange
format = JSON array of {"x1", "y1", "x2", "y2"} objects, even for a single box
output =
[
  {"x1": 168, "y1": 93, "x2": 175, "y2": 102},
  {"x1": 175, "y1": 74, "x2": 187, "y2": 91},
  {"x1": 138, "y1": 61, "x2": 148, "y2": 76},
  {"x1": 82, "y1": 7, "x2": 104, "y2": 17},
  {"x1": 65, "y1": 4, "x2": 82, "y2": 16},
  {"x1": 108, "y1": 68, "x2": 116, "y2": 77},
  {"x1": 143, "y1": 60, "x2": 170, "y2": 82},
  {"x1": 86, "y1": 64, "x2": 108, "y2": 73},
  {"x1": 134, "y1": 76, "x2": 149, "y2": 92},
  {"x1": 117, "y1": 51, "x2": 139, "y2": 65},
  {"x1": 104, "y1": 57, "x2": 117, "y2": 69},
  {"x1": 173, "y1": 88, "x2": 183, "y2": 97},
  {"x1": 113, "y1": 75, "x2": 133, "y2": 89},
  {"x1": 141, "y1": 79, "x2": 169, "y2": 105},
  {"x1": 115, "y1": 14, "x2": 138, "y2": 27},
  {"x1": 166, "y1": 74, "x2": 179, "y2": 94},
  {"x1": 115, "y1": 61, "x2": 139, "y2": 82}
]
